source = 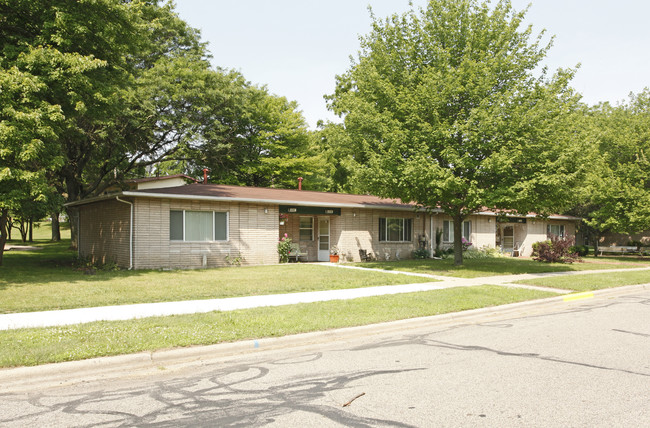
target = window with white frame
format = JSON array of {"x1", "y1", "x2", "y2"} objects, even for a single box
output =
[
  {"x1": 170, "y1": 210, "x2": 228, "y2": 241},
  {"x1": 442, "y1": 220, "x2": 471, "y2": 242},
  {"x1": 379, "y1": 217, "x2": 412, "y2": 242},
  {"x1": 547, "y1": 224, "x2": 565, "y2": 238},
  {"x1": 299, "y1": 216, "x2": 313, "y2": 241}
]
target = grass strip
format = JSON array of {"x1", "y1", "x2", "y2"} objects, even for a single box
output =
[
  {"x1": 1, "y1": 241, "x2": 434, "y2": 314},
  {"x1": 354, "y1": 257, "x2": 650, "y2": 278},
  {"x1": 513, "y1": 270, "x2": 650, "y2": 291},
  {"x1": 0, "y1": 285, "x2": 554, "y2": 367}
]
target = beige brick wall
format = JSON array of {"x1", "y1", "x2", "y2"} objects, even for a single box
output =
[
  {"x1": 335, "y1": 209, "x2": 427, "y2": 262},
  {"x1": 432, "y1": 214, "x2": 577, "y2": 257},
  {"x1": 79, "y1": 196, "x2": 579, "y2": 267},
  {"x1": 279, "y1": 209, "x2": 429, "y2": 262},
  {"x1": 78, "y1": 199, "x2": 131, "y2": 267},
  {"x1": 133, "y1": 198, "x2": 279, "y2": 269}
]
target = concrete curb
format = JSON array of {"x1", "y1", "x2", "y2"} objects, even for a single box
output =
[{"x1": 1, "y1": 283, "x2": 647, "y2": 392}]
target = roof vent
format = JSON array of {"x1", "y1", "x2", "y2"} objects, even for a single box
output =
[{"x1": 298, "y1": 177, "x2": 303, "y2": 190}]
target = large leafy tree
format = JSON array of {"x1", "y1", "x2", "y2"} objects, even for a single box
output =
[
  {"x1": 0, "y1": 67, "x2": 63, "y2": 265},
  {"x1": 188, "y1": 79, "x2": 320, "y2": 189},
  {"x1": 327, "y1": 0, "x2": 588, "y2": 265},
  {"x1": 578, "y1": 90, "x2": 650, "y2": 247},
  {"x1": 0, "y1": 0, "x2": 221, "y2": 246}
]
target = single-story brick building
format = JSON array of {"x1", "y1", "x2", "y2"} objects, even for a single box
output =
[{"x1": 66, "y1": 179, "x2": 579, "y2": 269}]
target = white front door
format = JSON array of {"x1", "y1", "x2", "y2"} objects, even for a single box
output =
[{"x1": 318, "y1": 217, "x2": 330, "y2": 262}]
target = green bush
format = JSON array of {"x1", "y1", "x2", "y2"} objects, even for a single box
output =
[
  {"x1": 627, "y1": 240, "x2": 643, "y2": 248},
  {"x1": 463, "y1": 246, "x2": 505, "y2": 259},
  {"x1": 413, "y1": 248, "x2": 431, "y2": 259},
  {"x1": 569, "y1": 245, "x2": 589, "y2": 257}
]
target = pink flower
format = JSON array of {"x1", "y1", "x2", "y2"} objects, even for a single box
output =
[{"x1": 284, "y1": 233, "x2": 288, "y2": 238}]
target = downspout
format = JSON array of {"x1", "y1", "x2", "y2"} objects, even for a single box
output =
[{"x1": 115, "y1": 197, "x2": 133, "y2": 270}]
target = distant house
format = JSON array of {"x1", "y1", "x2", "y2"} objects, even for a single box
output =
[
  {"x1": 596, "y1": 230, "x2": 650, "y2": 247},
  {"x1": 66, "y1": 179, "x2": 579, "y2": 269}
]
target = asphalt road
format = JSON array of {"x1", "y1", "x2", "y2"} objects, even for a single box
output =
[{"x1": 1, "y1": 289, "x2": 649, "y2": 427}]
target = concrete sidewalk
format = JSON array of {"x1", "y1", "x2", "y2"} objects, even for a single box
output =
[{"x1": 1, "y1": 266, "x2": 649, "y2": 331}]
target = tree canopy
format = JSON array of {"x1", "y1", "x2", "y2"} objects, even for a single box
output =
[
  {"x1": 1, "y1": 0, "x2": 315, "y2": 250},
  {"x1": 0, "y1": 64, "x2": 63, "y2": 264},
  {"x1": 577, "y1": 90, "x2": 650, "y2": 242},
  {"x1": 327, "y1": 0, "x2": 589, "y2": 264}
]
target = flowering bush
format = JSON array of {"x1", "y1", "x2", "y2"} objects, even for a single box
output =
[
  {"x1": 461, "y1": 237, "x2": 472, "y2": 251},
  {"x1": 277, "y1": 233, "x2": 293, "y2": 263},
  {"x1": 532, "y1": 235, "x2": 580, "y2": 263}
]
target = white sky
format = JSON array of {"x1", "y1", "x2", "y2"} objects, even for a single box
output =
[{"x1": 174, "y1": 0, "x2": 650, "y2": 129}]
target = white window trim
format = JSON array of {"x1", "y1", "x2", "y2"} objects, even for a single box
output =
[{"x1": 170, "y1": 210, "x2": 229, "y2": 242}]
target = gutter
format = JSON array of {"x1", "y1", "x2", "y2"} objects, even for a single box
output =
[{"x1": 115, "y1": 197, "x2": 134, "y2": 270}]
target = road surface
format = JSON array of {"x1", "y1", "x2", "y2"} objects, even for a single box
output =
[{"x1": 1, "y1": 289, "x2": 649, "y2": 427}]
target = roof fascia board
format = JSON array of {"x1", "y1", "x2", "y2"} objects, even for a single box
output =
[
  {"x1": 121, "y1": 191, "x2": 428, "y2": 211},
  {"x1": 64, "y1": 194, "x2": 125, "y2": 207},
  {"x1": 473, "y1": 211, "x2": 579, "y2": 220}
]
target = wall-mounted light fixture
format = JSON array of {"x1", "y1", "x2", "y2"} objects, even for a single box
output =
[
  {"x1": 487, "y1": 218, "x2": 491, "y2": 223},
  {"x1": 264, "y1": 208, "x2": 268, "y2": 214}
]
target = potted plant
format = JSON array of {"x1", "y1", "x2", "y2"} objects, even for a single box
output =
[{"x1": 329, "y1": 246, "x2": 340, "y2": 263}]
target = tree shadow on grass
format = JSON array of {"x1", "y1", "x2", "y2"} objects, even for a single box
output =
[{"x1": 353, "y1": 257, "x2": 650, "y2": 278}]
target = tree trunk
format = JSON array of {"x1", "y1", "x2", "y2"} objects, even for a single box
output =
[
  {"x1": 6, "y1": 216, "x2": 12, "y2": 241},
  {"x1": 17, "y1": 219, "x2": 27, "y2": 243},
  {"x1": 28, "y1": 218, "x2": 33, "y2": 242},
  {"x1": 51, "y1": 213, "x2": 61, "y2": 242},
  {"x1": 453, "y1": 214, "x2": 464, "y2": 266},
  {"x1": 0, "y1": 208, "x2": 8, "y2": 266}
]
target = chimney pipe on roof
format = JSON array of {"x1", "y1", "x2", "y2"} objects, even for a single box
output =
[
  {"x1": 203, "y1": 168, "x2": 209, "y2": 184},
  {"x1": 298, "y1": 177, "x2": 303, "y2": 191}
]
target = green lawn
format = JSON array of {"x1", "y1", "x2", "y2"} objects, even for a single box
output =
[
  {"x1": 514, "y1": 269, "x2": 650, "y2": 291},
  {"x1": 1, "y1": 240, "x2": 435, "y2": 314},
  {"x1": 3, "y1": 220, "x2": 70, "y2": 242},
  {"x1": 354, "y1": 256, "x2": 650, "y2": 278},
  {"x1": 0, "y1": 285, "x2": 555, "y2": 367}
]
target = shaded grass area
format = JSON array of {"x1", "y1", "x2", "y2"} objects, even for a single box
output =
[
  {"x1": 514, "y1": 269, "x2": 650, "y2": 291},
  {"x1": 1, "y1": 240, "x2": 434, "y2": 314},
  {"x1": 354, "y1": 256, "x2": 650, "y2": 278},
  {"x1": 0, "y1": 285, "x2": 555, "y2": 367}
]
